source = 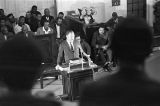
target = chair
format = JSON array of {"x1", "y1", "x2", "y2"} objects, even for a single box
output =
[{"x1": 39, "y1": 63, "x2": 61, "y2": 89}]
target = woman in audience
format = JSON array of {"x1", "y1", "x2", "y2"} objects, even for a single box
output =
[{"x1": 14, "y1": 16, "x2": 31, "y2": 34}]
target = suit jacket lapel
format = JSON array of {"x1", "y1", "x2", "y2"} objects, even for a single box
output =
[{"x1": 64, "y1": 41, "x2": 72, "y2": 52}]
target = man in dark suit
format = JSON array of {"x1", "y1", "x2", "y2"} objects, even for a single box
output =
[
  {"x1": 80, "y1": 17, "x2": 160, "y2": 106},
  {"x1": 0, "y1": 26, "x2": 14, "y2": 46},
  {"x1": 56, "y1": 30, "x2": 79, "y2": 66},
  {"x1": 41, "y1": 8, "x2": 54, "y2": 26},
  {"x1": 0, "y1": 36, "x2": 61, "y2": 106},
  {"x1": 51, "y1": 17, "x2": 66, "y2": 45},
  {"x1": 75, "y1": 33, "x2": 91, "y2": 58}
]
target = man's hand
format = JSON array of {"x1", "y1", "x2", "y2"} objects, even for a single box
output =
[
  {"x1": 55, "y1": 65, "x2": 60, "y2": 70},
  {"x1": 102, "y1": 45, "x2": 108, "y2": 50},
  {"x1": 96, "y1": 45, "x2": 99, "y2": 48}
]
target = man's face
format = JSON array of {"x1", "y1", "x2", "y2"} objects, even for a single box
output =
[
  {"x1": 26, "y1": 12, "x2": 31, "y2": 18},
  {"x1": 0, "y1": 9, "x2": 4, "y2": 16},
  {"x1": 99, "y1": 27, "x2": 105, "y2": 35},
  {"x1": 44, "y1": 9, "x2": 50, "y2": 16},
  {"x1": 44, "y1": 22, "x2": 49, "y2": 30},
  {"x1": 19, "y1": 18, "x2": 25, "y2": 25},
  {"x1": 32, "y1": 7, "x2": 37, "y2": 12},
  {"x1": 37, "y1": 14, "x2": 42, "y2": 21},
  {"x1": 1, "y1": 27, "x2": 8, "y2": 34},
  {"x1": 66, "y1": 32, "x2": 75, "y2": 42},
  {"x1": 0, "y1": 20, "x2": 6, "y2": 26},
  {"x1": 57, "y1": 19, "x2": 62, "y2": 25},
  {"x1": 9, "y1": 16, "x2": 15, "y2": 23},
  {"x1": 58, "y1": 14, "x2": 64, "y2": 19},
  {"x1": 22, "y1": 25, "x2": 28, "y2": 33},
  {"x1": 75, "y1": 36, "x2": 81, "y2": 43}
]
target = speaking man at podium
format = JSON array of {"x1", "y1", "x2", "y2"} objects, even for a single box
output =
[{"x1": 55, "y1": 30, "x2": 90, "y2": 70}]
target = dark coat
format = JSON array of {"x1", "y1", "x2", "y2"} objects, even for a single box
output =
[
  {"x1": 57, "y1": 40, "x2": 80, "y2": 65},
  {"x1": 80, "y1": 67, "x2": 160, "y2": 106},
  {"x1": 0, "y1": 93, "x2": 61, "y2": 106}
]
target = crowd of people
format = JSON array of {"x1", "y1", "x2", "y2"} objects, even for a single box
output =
[
  {"x1": 0, "y1": 5, "x2": 120, "y2": 67},
  {"x1": 0, "y1": 4, "x2": 160, "y2": 106},
  {"x1": 0, "y1": 5, "x2": 67, "y2": 43}
]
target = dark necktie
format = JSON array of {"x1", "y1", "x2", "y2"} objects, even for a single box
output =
[
  {"x1": 79, "y1": 48, "x2": 81, "y2": 58},
  {"x1": 70, "y1": 43, "x2": 74, "y2": 52}
]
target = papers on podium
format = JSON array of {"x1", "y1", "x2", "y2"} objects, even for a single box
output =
[{"x1": 55, "y1": 58, "x2": 97, "y2": 73}]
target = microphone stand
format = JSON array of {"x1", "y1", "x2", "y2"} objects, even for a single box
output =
[{"x1": 81, "y1": 51, "x2": 84, "y2": 70}]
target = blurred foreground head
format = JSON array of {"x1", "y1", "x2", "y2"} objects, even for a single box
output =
[
  {"x1": 110, "y1": 16, "x2": 153, "y2": 64},
  {"x1": 0, "y1": 36, "x2": 43, "y2": 91}
]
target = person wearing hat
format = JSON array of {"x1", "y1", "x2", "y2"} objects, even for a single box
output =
[{"x1": 80, "y1": 16, "x2": 160, "y2": 106}]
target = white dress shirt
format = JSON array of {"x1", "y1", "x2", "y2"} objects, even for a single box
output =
[
  {"x1": 56, "y1": 24, "x2": 60, "y2": 38},
  {"x1": 43, "y1": 27, "x2": 51, "y2": 34}
]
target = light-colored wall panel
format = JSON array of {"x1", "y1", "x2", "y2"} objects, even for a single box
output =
[
  {"x1": 0, "y1": 0, "x2": 56, "y2": 18},
  {"x1": 57, "y1": 0, "x2": 127, "y2": 23}
]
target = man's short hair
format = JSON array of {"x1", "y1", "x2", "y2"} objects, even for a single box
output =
[
  {"x1": 110, "y1": 16, "x2": 153, "y2": 63},
  {"x1": 19, "y1": 16, "x2": 25, "y2": 20},
  {"x1": 112, "y1": 12, "x2": 118, "y2": 18},
  {"x1": 58, "y1": 12, "x2": 64, "y2": 15},
  {"x1": 0, "y1": 36, "x2": 43, "y2": 91},
  {"x1": 56, "y1": 17, "x2": 63, "y2": 21},
  {"x1": 31, "y1": 5, "x2": 37, "y2": 9}
]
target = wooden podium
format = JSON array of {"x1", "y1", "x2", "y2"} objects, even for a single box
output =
[{"x1": 61, "y1": 63, "x2": 97, "y2": 101}]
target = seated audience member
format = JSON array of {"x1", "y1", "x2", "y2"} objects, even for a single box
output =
[
  {"x1": 36, "y1": 12, "x2": 42, "y2": 28},
  {"x1": 14, "y1": 16, "x2": 31, "y2": 34},
  {"x1": 51, "y1": 17, "x2": 66, "y2": 44},
  {"x1": 0, "y1": 36, "x2": 61, "y2": 106},
  {"x1": 30, "y1": 5, "x2": 41, "y2": 17},
  {"x1": 30, "y1": 12, "x2": 42, "y2": 32},
  {"x1": 36, "y1": 20, "x2": 53, "y2": 35},
  {"x1": 91, "y1": 24, "x2": 110, "y2": 66},
  {"x1": 0, "y1": 17, "x2": 14, "y2": 34},
  {"x1": 41, "y1": 8, "x2": 54, "y2": 26},
  {"x1": 16, "y1": 25, "x2": 34, "y2": 38},
  {"x1": 75, "y1": 33, "x2": 91, "y2": 58},
  {"x1": 0, "y1": 9, "x2": 6, "y2": 18},
  {"x1": 0, "y1": 26, "x2": 14, "y2": 46},
  {"x1": 80, "y1": 17, "x2": 160, "y2": 106},
  {"x1": 31, "y1": 12, "x2": 42, "y2": 32},
  {"x1": 6, "y1": 13, "x2": 16, "y2": 33},
  {"x1": 25, "y1": 11, "x2": 31, "y2": 26},
  {"x1": 57, "y1": 12, "x2": 64, "y2": 19},
  {"x1": 57, "y1": 12, "x2": 66, "y2": 25}
]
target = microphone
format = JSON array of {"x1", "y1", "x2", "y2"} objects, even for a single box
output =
[{"x1": 78, "y1": 44, "x2": 84, "y2": 70}]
